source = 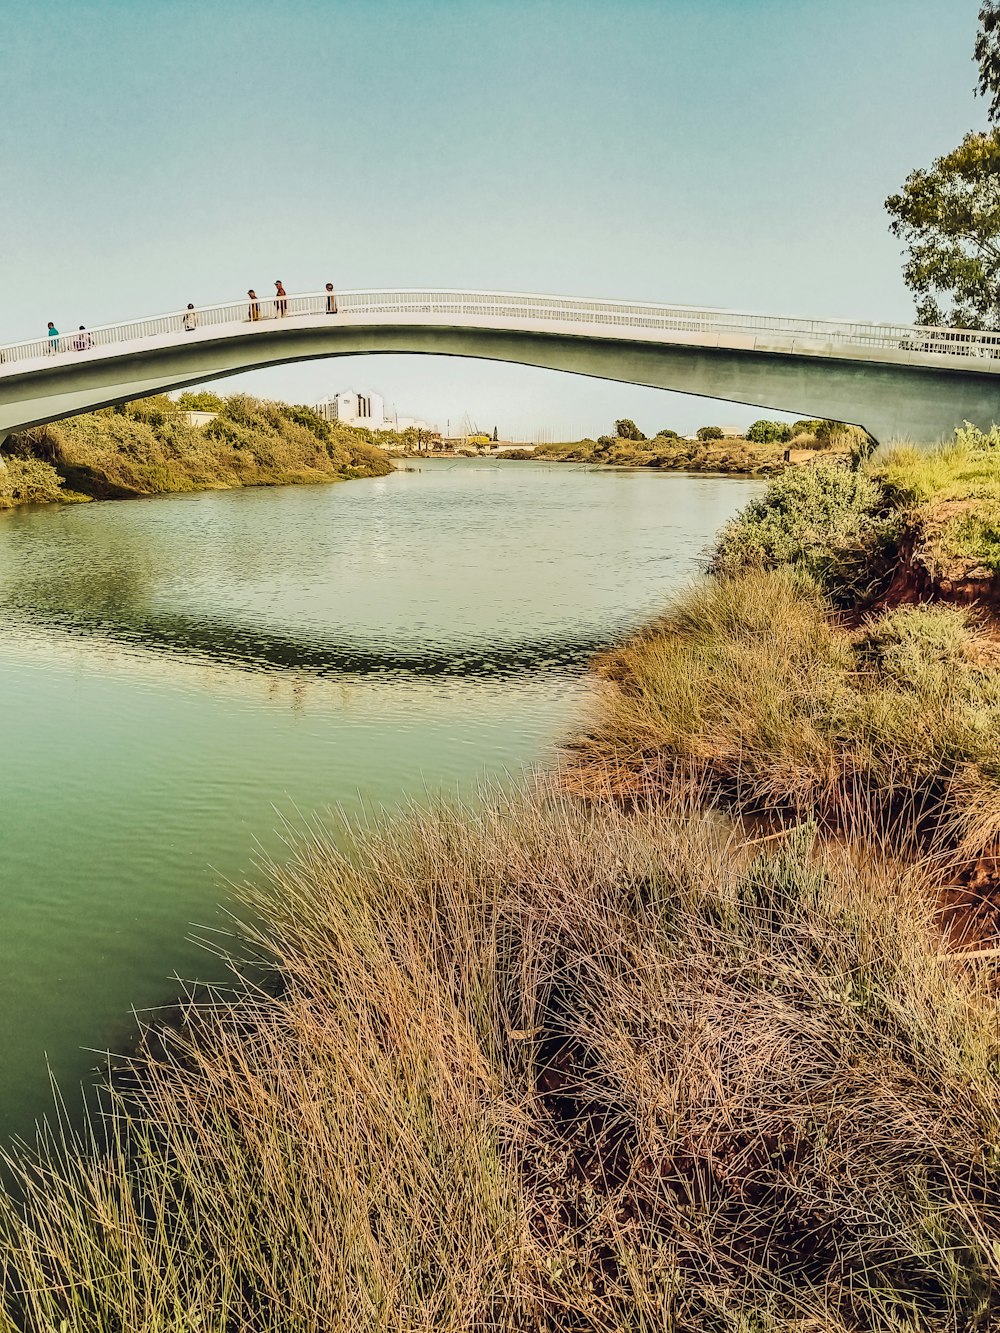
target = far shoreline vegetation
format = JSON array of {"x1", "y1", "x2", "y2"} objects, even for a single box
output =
[{"x1": 501, "y1": 415, "x2": 867, "y2": 474}]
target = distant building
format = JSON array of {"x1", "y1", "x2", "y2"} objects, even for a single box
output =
[
  {"x1": 315, "y1": 390, "x2": 385, "y2": 430},
  {"x1": 390, "y1": 414, "x2": 432, "y2": 433},
  {"x1": 719, "y1": 425, "x2": 746, "y2": 438},
  {"x1": 181, "y1": 409, "x2": 217, "y2": 428}
]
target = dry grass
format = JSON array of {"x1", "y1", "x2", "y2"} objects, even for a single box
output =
[
  {"x1": 2, "y1": 785, "x2": 999, "y2": 1331},
  {"x1": 569, "y1": 569, "x2": 1000, "y2": 864}
]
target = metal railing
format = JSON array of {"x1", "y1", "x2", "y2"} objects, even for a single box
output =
[{"x1": 1, "y1": 288, "x2": 999, "y2": 371}]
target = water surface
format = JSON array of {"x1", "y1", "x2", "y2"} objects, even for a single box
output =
[{"x1": 0, "y1": 459, "x2": 760, "y2": 1136}]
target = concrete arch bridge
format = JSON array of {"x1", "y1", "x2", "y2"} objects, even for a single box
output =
[{"x1": 1, "y1": 289, "x2": 999, "y2": 444}]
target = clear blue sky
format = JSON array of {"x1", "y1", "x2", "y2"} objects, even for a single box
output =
[{"x1": 0, "y1": 0, "x2": 984, "y2": 437}]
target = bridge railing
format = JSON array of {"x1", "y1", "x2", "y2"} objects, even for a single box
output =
[{"x1": 2, "y1": 289, "x2": 1000, "y2": 370}]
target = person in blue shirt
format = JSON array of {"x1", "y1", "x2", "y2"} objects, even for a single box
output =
[{"x1": 46, "y1": 322, "x2": 60, "y2": 353}]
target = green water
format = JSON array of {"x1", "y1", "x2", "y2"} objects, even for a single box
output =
[{"x1": 0, "y1": 458, "x2": 760, "y2": 1138}]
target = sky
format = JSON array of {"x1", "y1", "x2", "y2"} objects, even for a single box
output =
[{"x1": 0, "y1": 0, "x2": 986, "y2": 438}]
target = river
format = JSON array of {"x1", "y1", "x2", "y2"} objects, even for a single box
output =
[{"x1": 0, "y1": 458, "x2": 760, "y2": 1139}]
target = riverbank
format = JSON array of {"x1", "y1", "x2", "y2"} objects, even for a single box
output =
[
  {"x1": 501, "y1": 432, "x2": 854, "y2": 475},
  {"x1": 3, "y1": 441, "x2": 1000, "y2": 1329},
  {"x1": 0, "y1": 393, "x2": 392, "y2": 508}
]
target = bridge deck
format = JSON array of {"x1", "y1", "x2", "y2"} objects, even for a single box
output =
[
  {"x1": 2, "y1": 290, "x2": 1000, "y2": 445},
  {"x1": 3, "y1": 289, "x2": 999, "y2": 378}
]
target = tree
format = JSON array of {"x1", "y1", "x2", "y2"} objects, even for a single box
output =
[
  {"x1": 655, "y1": 428, "x2": 679, "y2": 439},
  {"x1": 976, "y1": 2, "x2": 1000, "y2": 122},
  {"x1": 886, "y1": 131, "x2": 1000, "y2": 327},
  {"x1": 885, "y1": 5, "x2": 1000, "y2": 328},
  {"x1": 746, "y1": 419, "x2": 793, "y2": 444},
  {"x1": 177, "y1": 390, "x2": 225, "y2": 412},
  {"x1": 696, "y1": 426, "x2": 724, "y2": 442},
  {"x1": 615, "y1": 418, "x2": 645, "y2": 440}
]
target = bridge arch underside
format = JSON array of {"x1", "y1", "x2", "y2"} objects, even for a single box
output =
[{"x1": 1, "y1": 324, "x2": 998, "y2": 444}]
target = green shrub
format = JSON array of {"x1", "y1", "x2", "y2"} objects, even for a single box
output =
[
  {"x1": 4, "y1": 422, "x2": 67, "y2": 464},
  {"x1": 746, "y1": 419, "x2": 793, "y2": 444},
  {"x1": 0, "y1": 456, "x2": 65, "y2": 507},
  {"x1": 614, "y1": 417, "x2": 645, "y2": 440},
  {"x1": 713, "y1": 458, "x2": 901, "y2": 600},
  {"x1": 696, "y1": 425, "x2": 724, "y2": 441},
  {"x1": 854, "y1": 602, "x2": 983, "y2": 689},
  {"x1": 654, "y1": 427, "x2": 679, "y2": 439},
  {"x1": 2, "y1": 392, "x2": 392, "y2": 505},
  {"x1": 177, "y1": 390, "x2": 225, "y2": 412}
]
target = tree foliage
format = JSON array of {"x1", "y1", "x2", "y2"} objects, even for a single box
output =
[
  {"x1": 696, "y1": 425, "x2": 724, "y2": 442},
  {"x1": 976, "y1": 1, "x2": 1000, "y2": 122},
  {"x1": 614, "y1": 418, "x2": 645, "y2": 440},
  {"x1": 886, "y1": 131, "x2": 1000, "y2": 327},
  {"x1": 655, "y1": 428, "x2": 679, "y2": 439},
  {"x1": 885, "y1": 5, "x2": 1000, "y2": 328},
  {"x1": 746, "y1": 419, "x2": 793, "y2": 444},
  {"x1": 177, "y1": 391, "x2": 226, "y2": 412}
]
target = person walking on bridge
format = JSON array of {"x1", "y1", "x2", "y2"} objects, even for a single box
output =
[
  {"x1": 248, "y1": 290, "x2": 261, "y2": 322},
  {"x1": 73, "y1": 326, "x2": 92, "y2": 351},
  {"x1": 274, "y1": 280, "x2": 287, "y2": 317},
  {"x1": 46, "y1": 322, "x2": 60, "y2": 354},
  {"x1": 183, "y1": 303, "x2": 197, "y2": 332},
  {"x1": 325, "y1": 282, "x2": 338, "y2": 315}
]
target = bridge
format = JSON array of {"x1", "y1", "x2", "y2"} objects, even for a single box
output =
[{"x1": 1, "y1": 289, "x2": 1000, "y2": 444}]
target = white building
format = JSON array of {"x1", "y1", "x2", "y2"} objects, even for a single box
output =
[
  {"x1": 390, "y1": 414, "x2": 432, "y2": 433},
  {"x1": 181, "y1": 409, "x2": 218, "y2": 428},
  {"x1": 315, "y1": 390, "x2": 385, "y2": 430}
]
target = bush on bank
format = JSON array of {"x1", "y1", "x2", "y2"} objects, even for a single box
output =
[
  {"x1": 709, "y1": 424, "x2": 1000, "y2": 604},
  {"x1": 712, "y1": 458, "x2": 901, "y2": 602},
  {"x1": 0, "y1": 393, "x2": 392, "y2": 506},
  {"x1": 2, "y1": 789, "x2": 999, "y2": 1332},
  {"x1": 0, "y1": 455, "x2": 66, "y2": 507},
  {"x1": 570, "y1": 568, "x2": 1000, "y2": 861}
]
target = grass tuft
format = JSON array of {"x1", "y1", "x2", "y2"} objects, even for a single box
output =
[{"x1": 570, "y1": 569, "x2": 1000, "y2": 863}]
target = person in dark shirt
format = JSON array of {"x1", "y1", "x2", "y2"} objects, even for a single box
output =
[
  {"x1": 274, "y1": 280, "x2": 287, "y2": 317},
  {"x1": 325, "y1": 282, "x2": 337, "y2": 315}
]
